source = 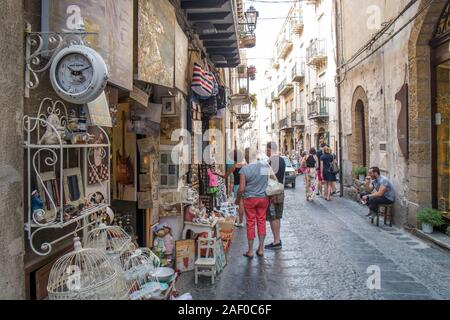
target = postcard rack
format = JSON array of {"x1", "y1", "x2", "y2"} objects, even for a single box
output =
[{"x1": 24, "y1": 97, "x2": 111, "y2": 256}]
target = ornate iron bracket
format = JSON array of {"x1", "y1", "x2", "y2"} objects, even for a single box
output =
[{"x1": 24, "y1": 23, "x2": 97, "y2": 98}]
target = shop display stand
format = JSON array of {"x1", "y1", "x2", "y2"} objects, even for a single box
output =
[{"x1": 24, "y1": 98, "x2": 111, "y2": 256}]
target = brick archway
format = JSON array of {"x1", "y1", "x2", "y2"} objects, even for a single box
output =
[
  {"x1": 349, "y1": 86, "x2": 370, "y2": 169},
  {"x1": 407, "y1": 0, "x2": 448, "y2": 225}
]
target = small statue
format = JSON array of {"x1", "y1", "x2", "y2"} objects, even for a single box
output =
[
  {"x1": 161, "y1": 224, "x2": 174, "y2": 265},
  {"x1": 31, "y1": 190, "x2": 46, "y2": 224},
  {"x1": 39, "y1": 113, "x2": 65, "y2": 145},
  {"x1": 152, "y1": 223, "x2": 167, "y2": 265}
]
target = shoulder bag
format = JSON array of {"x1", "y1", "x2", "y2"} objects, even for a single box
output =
[
  {"x1": 265, "y1": 164, "x2": 284, "y2": 197},
  {"x1": 330, "y1": 156, "x2": 339, "y2": 174}
]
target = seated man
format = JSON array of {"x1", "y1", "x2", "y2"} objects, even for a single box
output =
[
  {"x1": 359, "y1": 168, "x2": 375, "y2": 205},
  {"x1": 361, "y1": 167, "x2": 396, "y2": 217}
]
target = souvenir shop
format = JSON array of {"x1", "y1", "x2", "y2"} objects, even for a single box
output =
[{"x1": 22, "y1": 0, "x2": 240, "y2": 300}]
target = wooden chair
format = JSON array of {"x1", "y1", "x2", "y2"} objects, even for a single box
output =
[
  {"x1": 195, "y1": 237, "x2": 216, "y2": 284},
  {"x1": 372, "y1": 204, "x2": 394, "y2": 227}
]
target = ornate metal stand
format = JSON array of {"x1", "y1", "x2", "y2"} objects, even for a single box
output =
[{"x1": 24, "y1": 98, "x2": 111, "y2": 256}]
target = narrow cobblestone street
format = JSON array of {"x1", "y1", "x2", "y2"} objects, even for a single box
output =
[{"x1": 177, "y1": 176, "x2": 450, "y2": 300}]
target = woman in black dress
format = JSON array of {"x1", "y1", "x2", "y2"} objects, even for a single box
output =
[
  {"x1": 213, "y1": 150, "x2": 246, "y2": 226},
  {"x1": 320, "y1": 147, "x2": 337, "y2": 201}
]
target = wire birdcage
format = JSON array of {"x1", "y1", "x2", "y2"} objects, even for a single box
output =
[
  {"x1": 119, "y1": 248, "x2": 163, "y2": 300},
  {"x1": 83, "y1": 223, "x2": 133, "y2": 267},
  {"x1": 47, "y1": 237, "x2": 128, "y2": 300}
]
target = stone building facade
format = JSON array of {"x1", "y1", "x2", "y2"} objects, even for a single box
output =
[
  {"x1": 336, "y1": 0, "x2": 449, "y2": 227},
  {"x1": 266, "y1": 0, "x2": 338, "y2": 157}
]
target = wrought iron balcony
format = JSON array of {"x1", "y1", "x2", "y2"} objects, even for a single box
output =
[
  {"x1": 279, "y1": 117, "x2": 288, "y2": 130},
  {"x1": 291, "y1": 62, "x2": 305, "y2": 83},
  {"x1": 236, "y1": 104, "x2": 251, "y2": 117},
  {"x1": 292, "y1": 111, "x2": 305, "y2": 126},
  {"x1": 277, "y1": 35, "x2": 293, "y2": 59},
  {"x1": 307, "y1": 100, "x2": 329, "y2": 120},
  {"x1": 278, "y1": 77, "x2": 293, "y2": 96},
  {"x1": 272, "y1": 91, "x2": 280, "y2": 102},
  {"x1": 306, "y1": 39, "x2": 327, "y2": 67},
  {"x1": 291, "y1": 16, "x2": 304, "y2": 36}
]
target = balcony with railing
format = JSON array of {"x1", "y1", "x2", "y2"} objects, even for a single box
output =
[
  {"x1": 279, "y1": 117, "x2": 288, "y2": 130},
  {"x1": 277, "y1": 35, "x2": 293, "y2": 60},
  {"x1": 307, "y1": 100, "x2": 329, "y2": 121},
  {"x1": 292, "y1": 111, "x2": 305, "y2": 127},
  {"x1": 278, "y1": 77, "x2": 293, "y2": 96},
  {"x1": 306, "y1": 39, "x2": 327, "y2": 67},
  {"x1": 291, "y1": 15, "x2": 304, "y2": 36},
  {"x1": 291, "y1": 62, "x2": 305, "y2": 83},
  {"x1": 272, "y1": 91, "x2": 280, "y2": 102}
]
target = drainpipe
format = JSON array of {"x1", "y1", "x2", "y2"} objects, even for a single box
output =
[{"x1": 335, "y1": 0, "x2": 344, "y2": 197}]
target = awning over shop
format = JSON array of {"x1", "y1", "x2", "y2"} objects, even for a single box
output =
[{"x1": 181, "y1": 0, "x2": 241, "y2": 68}]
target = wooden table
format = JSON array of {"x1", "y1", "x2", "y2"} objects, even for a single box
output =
[{"x1": 182, "y1": 219, "x2": 220, "y2": 240}]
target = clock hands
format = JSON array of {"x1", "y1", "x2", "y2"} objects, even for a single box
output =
[{"x1": 67, "y1": 65, "x2": 92, "y2": 75}]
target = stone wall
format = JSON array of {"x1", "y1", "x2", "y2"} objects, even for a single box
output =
[
  {"x1": 339, "y1": 0, "x2": 447, "y2": 227},
  {"x1": 0, "y1": 0, "x2": 25, "y2": 299},
  {"x1": 339, "y1": 1, "x2": 419, "y2": 226}
]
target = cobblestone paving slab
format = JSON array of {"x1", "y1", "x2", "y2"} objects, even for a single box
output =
[{"x1": 176, "y1": 177, "x2": 450, "y2": 300}]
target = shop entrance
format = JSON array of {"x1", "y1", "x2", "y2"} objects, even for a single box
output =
[
  {"x1": 432, "y1": 3, "x2": 449, "y2": 215},
  {"x1": 433, "y1": 28, "x2": 450, "y2": 217},
  {"x1": 435, "y1": 59, "x2": 449, "y2": 214}
]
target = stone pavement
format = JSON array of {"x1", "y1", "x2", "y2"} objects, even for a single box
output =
[{"x1": 176, "y1": 176, "x2": 450, "y2": 300}]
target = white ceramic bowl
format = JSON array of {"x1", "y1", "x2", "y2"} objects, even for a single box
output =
[{"x1": 153, "y1": 267, "x2": 175, "y2": 282}]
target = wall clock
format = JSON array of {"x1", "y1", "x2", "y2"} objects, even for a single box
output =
[{"x1": 50, "y1": 45, "x2": 109, "y2": 105}]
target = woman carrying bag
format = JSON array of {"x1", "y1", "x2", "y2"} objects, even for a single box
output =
[{"x1": 237, "y1": 148, "x2": 273, "y2": 258}]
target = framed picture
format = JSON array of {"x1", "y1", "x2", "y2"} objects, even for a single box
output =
[
  {"x1": 175, "y1": 240, "x2": 195, "y2": 273},
  {"x1": 161, "y1": 96, "x2": 177, "y2": 116},
  {"x1": 63, "y1": 168, "x2": 85, "y2": 207},
  {"x1": 35, "y1": 171, "x2": 60, "y2": 220},
  {"x1": 215, "y1": 239, "x2": 227, "y2": 274}
]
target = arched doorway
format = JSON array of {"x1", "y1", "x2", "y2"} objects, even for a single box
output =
[
  {"x1": 350, "y1": 86, "x2": 369, "y2": 168},
  {"x1": 408, "y1": 0, "x2": 449, "y2": 221}
]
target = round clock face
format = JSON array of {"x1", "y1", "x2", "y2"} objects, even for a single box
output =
[
  {"x1": 50, "y1": 45, "x2": 109, "y2": 105},
  {"x1": 56, "y1": 53, "x2": 94, "y2": 95}
]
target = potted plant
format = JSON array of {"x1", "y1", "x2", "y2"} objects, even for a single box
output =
[
  {"x1": 354, "y1": 166, "x2": 367, "y2": 182},
  {"x1": 417, "y1": 208, "x2": 444, "y2": 234}
]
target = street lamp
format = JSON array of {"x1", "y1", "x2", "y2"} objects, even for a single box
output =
[{"x1": 245, "y1": 6, "x2": 259, "y2": 33}]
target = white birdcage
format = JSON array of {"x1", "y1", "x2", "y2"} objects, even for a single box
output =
[
  {"x1": 47, "y1": 237, "x2": 128, "y2": 300},
  {"x1": 119, "y1": 248, "x2": 164, "y2": 300},
  {"x1": 83, "y1": 224, "x2": 133, "y2": 267}
]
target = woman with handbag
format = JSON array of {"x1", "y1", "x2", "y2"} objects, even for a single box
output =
[
  {"x1": 237, "y1": 148, "x2": 270, "y2": 258},
  {"x1": 213, "y1": 150, "x2": 246, "y2": 227},
  {"x1": 320, "y1": 147, "x2": 338, "y2": 201}
]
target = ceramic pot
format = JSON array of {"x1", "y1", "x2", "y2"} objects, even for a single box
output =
[{"x1": 422, "y1": 223, "x2": 434, "y2": 234}]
